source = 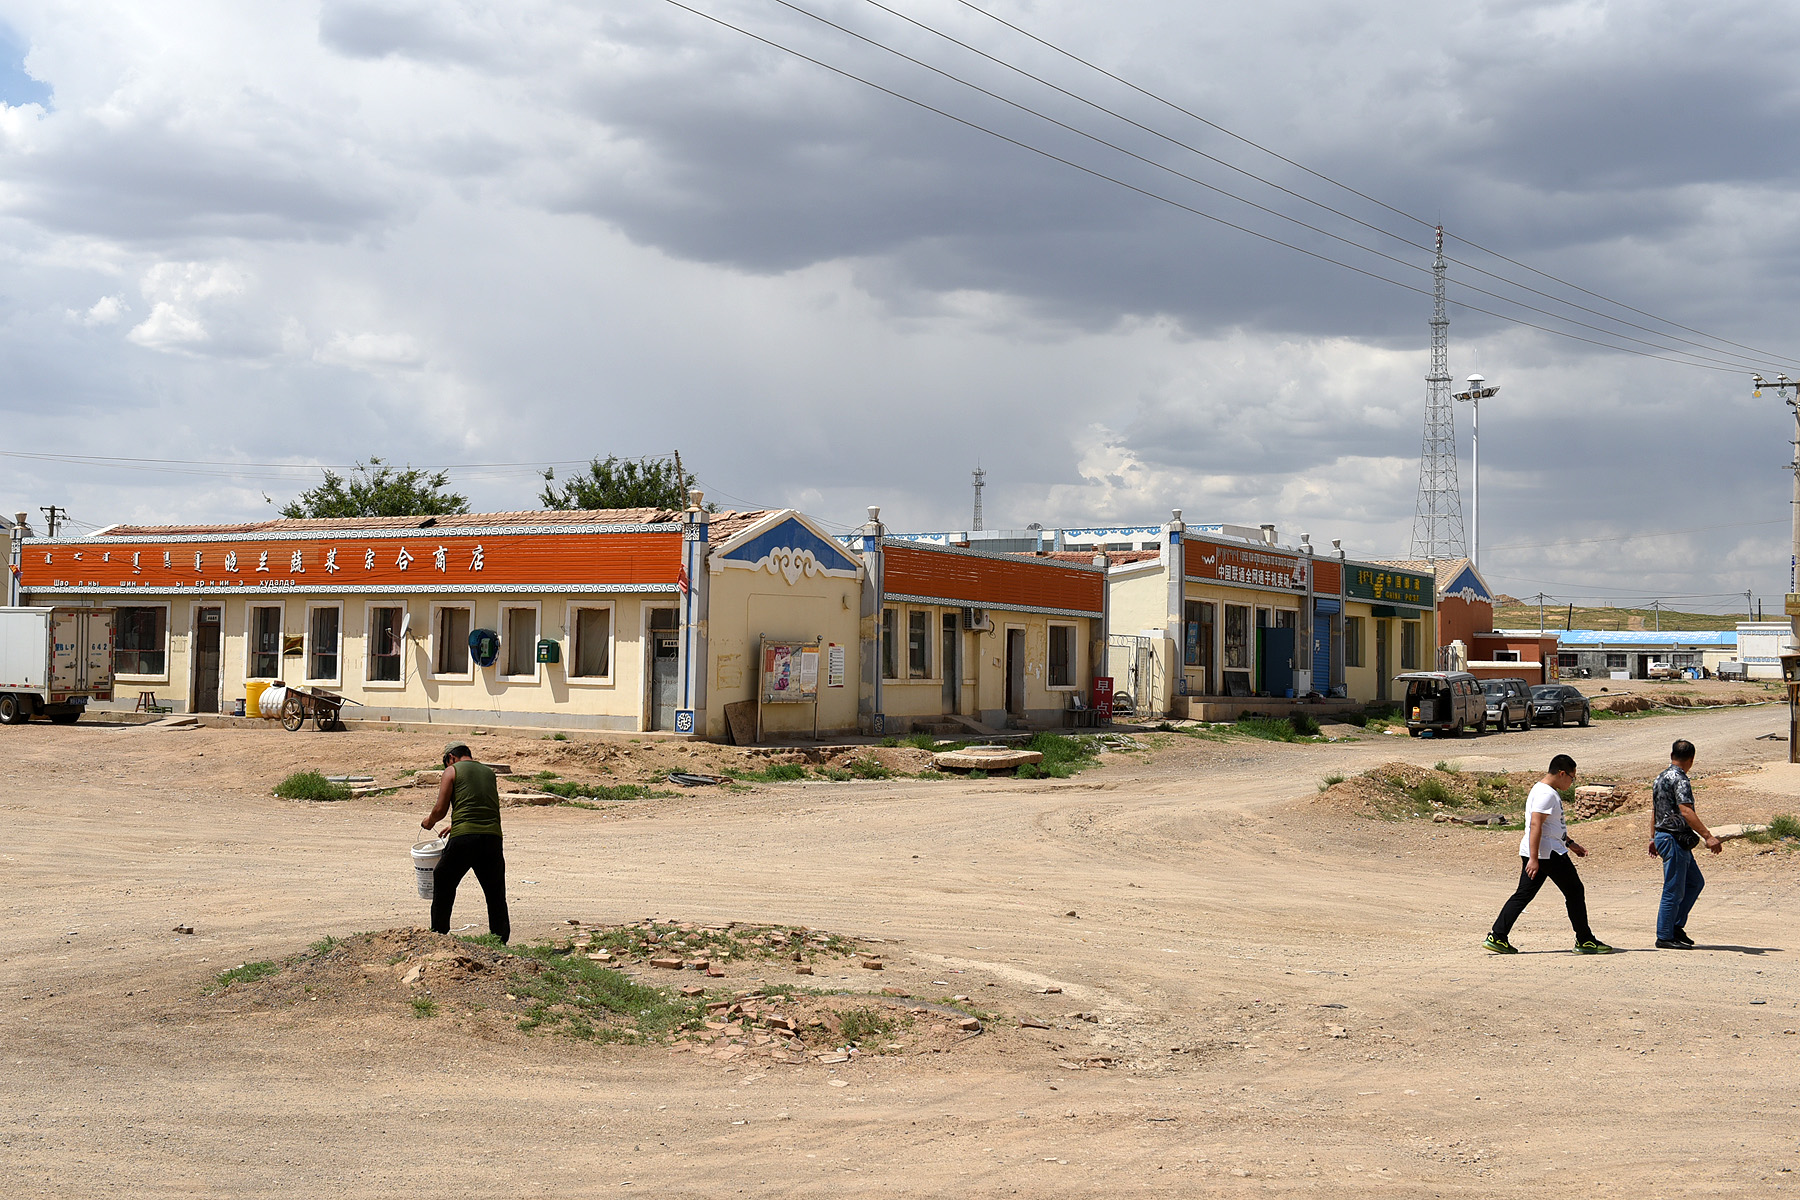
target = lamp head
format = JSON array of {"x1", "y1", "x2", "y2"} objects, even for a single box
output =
[{"x1": 1466, "y1": 373, "x2": 1485, "y2": 387}]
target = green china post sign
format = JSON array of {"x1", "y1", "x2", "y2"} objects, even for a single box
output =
[{"x1": 1348, "y1": 566, "x2": 1433, "y2": 609}]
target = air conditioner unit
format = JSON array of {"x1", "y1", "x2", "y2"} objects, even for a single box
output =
[{"x1": 961, "y1": 607, "x2": 992, "y2": 632}]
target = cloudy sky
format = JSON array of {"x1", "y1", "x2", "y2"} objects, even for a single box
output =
[{"x1": 3, "y1": 0, "x2": 1799, "y2": 611}]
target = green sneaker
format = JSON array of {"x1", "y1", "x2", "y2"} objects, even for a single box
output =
[
  {"x1": 1484, "y1": 934, "x2": 1518, "y2": 954},
  {"x1": 1574, "y1": 939, "x2": 1615, "y2": 955}
]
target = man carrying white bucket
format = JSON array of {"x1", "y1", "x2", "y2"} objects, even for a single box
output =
[{"x1": 420, "y1": 741, "x2": 510, "y2": 944}]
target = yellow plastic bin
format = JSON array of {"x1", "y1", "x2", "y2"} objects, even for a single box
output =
[{"x1": 245, "y1": 681, "x2": 270, "y2": 720}]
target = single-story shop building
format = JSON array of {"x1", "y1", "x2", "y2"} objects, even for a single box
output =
[{"x1": 10, "y1": 501, "x2": 1107, "y2": 739}]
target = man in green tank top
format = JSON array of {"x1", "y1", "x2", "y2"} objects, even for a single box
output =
[{"x1": 421, "y1": 741, "x2": 510, "y2": 943}]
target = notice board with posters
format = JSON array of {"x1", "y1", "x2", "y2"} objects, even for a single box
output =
[{"x1": 757, "y1": 637, "x2": 822, "y2": 742}]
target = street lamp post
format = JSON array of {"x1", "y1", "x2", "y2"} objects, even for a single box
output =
[{"x1": 1452, "y1": 374, "x2": 1500, "y2": 569}]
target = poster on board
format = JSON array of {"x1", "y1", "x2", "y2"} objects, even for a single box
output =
[{"x1": 761, "y1": 640, "x2": 821, "y2": 703}]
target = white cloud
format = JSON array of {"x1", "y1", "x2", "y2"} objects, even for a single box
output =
[
  {"x1": 316, "y1": 330, "x2": 425, "y2": 369},
  {"x1": 126, "y1": 300, "x2": 207, "y2": 349}
]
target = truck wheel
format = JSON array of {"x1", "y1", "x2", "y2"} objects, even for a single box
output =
[
  {"x1": 48, "y1": 711, "x2": 80, "y2": 725},
  {"x1": 0, "y1": 695, "x2": 25, "y2": 725}
]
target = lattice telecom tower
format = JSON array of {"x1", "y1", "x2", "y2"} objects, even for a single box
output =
[
  {"x1": 971, "y1": 466, "x2": 986, "y2": 531},
  {"x1": 1409, "y1": 226, "x2": 1466, "y2": 562}
]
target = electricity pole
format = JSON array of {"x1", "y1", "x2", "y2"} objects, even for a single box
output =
[
  {"x1": 1649, "y1": 599, "x2": 1662, "y2": 632},
  {"x1": 39, "y1": 506, "x2": 65, "y2": 537},
  {"x1": 1535, "y1": 592, "x2": 1548, "y2": 634},
  {"x1": 1754, "y1": 374, "x2": 1800, "y2": 594}
]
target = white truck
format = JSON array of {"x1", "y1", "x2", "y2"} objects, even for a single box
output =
[{"x1": 0, "y1": 606, "x2": 116, "y2": 725}]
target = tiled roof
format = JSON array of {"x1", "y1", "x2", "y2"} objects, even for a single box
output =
[
  {"x1": 96, "y1": 508, "x2": 692, "y2": 536},
  {"x1": 1016, "y1": 549, "x2": 1160, "y2": 565},
  {"x1": 1367, "y1": 556, "x2": 1476, "y2": 593},
  {"x1": 706, "y1": 510, "x2": 775, "y2": 543}
]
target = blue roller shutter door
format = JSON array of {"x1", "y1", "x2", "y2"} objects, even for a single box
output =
[{"x1": 1313, "y1": 599, "x2": 1340, "y2": 689}]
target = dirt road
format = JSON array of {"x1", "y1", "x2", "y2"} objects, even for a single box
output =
[{"x1": 4, "y1": 708, "x2": 1798, "y2": 1197}]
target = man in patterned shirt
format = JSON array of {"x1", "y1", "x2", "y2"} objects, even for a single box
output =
[{"x1": 1648, "y1": 739, "x2": 1720, "y2": 949}]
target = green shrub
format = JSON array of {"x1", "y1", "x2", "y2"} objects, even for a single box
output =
[
  {"x1": 900, "y1": 732, "x2": 938, "y2": 751},
  {"x1": 725, "y1": 761, "x2": 809, "y2": 783},
  {"x1": 1235, "y1": 715, "x2": 1323, "y2": 743},
  {"x1": 1288, "y1": 712, "x2": 1321, "y2": 737},
  {"x1": 838, "y1": 1006, "x2": 904, "y2": 1044},
  {"x1": 541, "y1": 780, "x2": 665, "y2": 802},
  {"x1": 1434, "y1": 760, "x2": 1460, "y2": 774},
  {"x1": 411, "y1": 997, "x2": 437, "y2": 1018},
  {"x1": 1411, "y1": 777, "x2": 1455, "y2": 807},
  {"x1": 844, "y1": 757, "x2": 890, "y2": 780},
  {"x1": 1024, "y1": 732, "x2": 1101, "y2": 778},
  {"x1": 1769, "y1": 813, "x2": 1800, "y2": 838},
  {"x1": 273, "y1": 771, "x2": 351, "y2": 802},
  {"x1": 1017, "y1": 763, "x2": 1040, "y2": 780},
  {"x1": 1318, "y1": 772, "x2": 1346, "y2": 791}
]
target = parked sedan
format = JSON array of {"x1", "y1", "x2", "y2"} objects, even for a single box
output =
[
  {"x1": 1481, "y1": 678, "x2": 1533, "y2": 731},
  {"x1": 1529, "y1": 684, "x2": 1591, "y2": 727}
]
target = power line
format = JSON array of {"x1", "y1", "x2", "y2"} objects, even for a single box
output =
[
  {"x1": 776, "y1": 0, "x2": 1772, "y2": 372},
  {"x1": 1483, "y1": 518, "x2": 1788, "y2": 555},
  {"x1": 951, "y1": 0, "x2": 1800, "y2": 374},
  {"x1": 664, "y1": 1, "x2": 1756, "y2": 374},
  {"x1": 853, "y1": 0, "x2": 1800, "y2": 373}
]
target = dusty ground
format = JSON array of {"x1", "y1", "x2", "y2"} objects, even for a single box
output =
[{"x1": 4, "y1": 707, "x2": 1799, "y2": 1197}]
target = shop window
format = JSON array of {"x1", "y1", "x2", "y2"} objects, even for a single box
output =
[
  {"x1": 115, "y1": 605, "x2": 167, "y2": 676},
  {"x1": 308, "y1": 606, "x2": 340, "y2": 681},
  {"x1": 1606, "y1": 653, "x2": 1627, "y2": 670},
  {"x1": 1400, "y1": 622, "x2": 1420, "y2": 670},
  {"x1": 1224, "y1": 605, "x2": 1250, "y2": 669},
  {"x1": 1182, "y1": 600, "x2": 1214, "y2": 669},
  {"x1": 435, "y1": 607, "x2": 471, "y2": 675},
  {"x1": 907, "y1": 609, "x2": 930, "y2": 678},
  {"x1": 1048, "y1": 624, "x2": 1076, "y2": 688},
  {"x1": 1274, "y1": 610, "x2": 1296, "y2": 629},
  {"x1": 571, "y1": 606, "x2": 612, "y2": 678},
  {"x1": 1345, "y1": 617, "x2": 1364, "y2": 668},
  {"x1": 503, "y1": 606, "x2": 538, "y2": 678},
  {"x1": 368, "y1": 607, "x2": 404, "y2": 682},
  {"x1": 249, "y1": 605, "x2": 283, "y2": 679},
  {"x1": 880, "y1": 608, "x2": 898, "y2": 680}
]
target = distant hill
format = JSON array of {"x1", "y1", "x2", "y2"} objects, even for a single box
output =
[{"x1": 1491, "y1": 602, "x2": 1748, "y2": 632}]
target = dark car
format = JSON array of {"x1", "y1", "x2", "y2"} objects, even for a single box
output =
[
  {"x1": 1481, "y1": 678, "x2": 1532, "y2": 731},
  {"x1": 1529, "y1": 684, "x2": 1591, "y2": 727}
]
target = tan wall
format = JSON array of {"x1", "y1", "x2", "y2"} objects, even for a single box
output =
[
  {"x1": 703, "y1": 564, "x2": 862, "y2": 740},
  {"x1": 1341, "y1": 602, "x2": 1436, "y2": 705},
  {"x1": 873, "y1": 599, "x2": 1096, "y2": 730},
  {"x1": 98, "y1": 591, "x2": 669, "y2": 730}
]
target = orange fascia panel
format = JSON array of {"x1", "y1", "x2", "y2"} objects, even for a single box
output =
[
  {"x1": 884, "y1": 544, "x2": 1103, "y2": 614},
  {"x1": 1312, "y1": 560, "x2": 1342, "y2": 593},
  {"x1": 20, "y1": 530, "x2": 682, "y2": 593}
]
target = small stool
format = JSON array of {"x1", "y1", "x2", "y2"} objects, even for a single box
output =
[{"x1": 135, "y1": 692, "x2": 158, "y2": 713}]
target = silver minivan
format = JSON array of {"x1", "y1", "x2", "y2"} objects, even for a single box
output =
[{"x1": 1397, "y1": 670, "x2": 1488, "y2": 736}]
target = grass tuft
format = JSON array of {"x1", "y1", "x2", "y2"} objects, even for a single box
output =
[
  {"x1": 540, "y1": 780, "x2": 671, "y2": 802},
  {"x1": 210, "y1": 961, "x2": 279, "y2": 992},
  {"x1": 1318, "y1": 772, "x2": 1346, "y2": 792},
  {"x1": 724, "y1": 761, "x2": 809, "y2": 784},
  {"x1": 838, "y1": 1005, "x2": 907, "y2": 1045},
  {"x1": 411, "y1": 996, "x2": 437, "y2": 1018},
  {"x1": 272, "y1": 771, "x2": 351, "y2": 802}
]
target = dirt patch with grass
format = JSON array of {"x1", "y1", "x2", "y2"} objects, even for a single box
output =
[
  {"x1": 195, "y1": 922, "x2": 1008, "y2": 1068},
  {"x1": 1315, "y1": 760, "x2": 1642, "y2": 823}
]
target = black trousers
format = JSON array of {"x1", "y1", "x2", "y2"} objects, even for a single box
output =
[
  {"x1": 430, "y1": 833, "x2": 510, "y2": 944},
  {"x1": 1491, "y1": 851, "x2": 1593, "y2": 944}
]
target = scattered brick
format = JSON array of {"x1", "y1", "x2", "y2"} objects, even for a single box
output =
[
  {"x1": 680, "y1": 985, "x2": 705, "y2": 997},
  {"x1": 860, "y1": 960, "x2": 884, "y2": 971},
  {"x1": 649, "y1": 957, "x2": 683, "y2": 970},
  {"x1": 881, "y1": 987, "x2": 909, "y2": 997},
  {"x1": 956, "y1": 1017, "x2": 981, "y2": 1031},
  {"x1": 794, "y1": 965, "x2": 814, "y2": 976},
  {"x1": 1020, "y1": 1017, "x2": 1050, "y2": 1030}
]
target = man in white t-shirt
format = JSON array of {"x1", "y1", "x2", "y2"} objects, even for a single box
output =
[{"x1": 1485, "y1": 753, "x2": 1614, "y2": 954}]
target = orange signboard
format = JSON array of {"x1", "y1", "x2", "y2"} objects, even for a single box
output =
[
  {"x1": 884, "y1": 543, "x2": 1104, "y2": 615},
  {"x1": 1185, "y1": 538, "x2": 1307, "y2": 592},
  {"x1": 19, "y1": 530, "x2": 681, "y2": 593}
]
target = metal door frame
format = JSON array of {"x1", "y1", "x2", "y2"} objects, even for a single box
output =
[
  {"x1": 940, "y1": 612, "x2": 959, "y2": 715},
  {"x1": 190, "y1": 602, "x2": 223, "y2": 714},
  {"x1": 1005, "y1": 626, "x2": 1026, "y2": 715},
  {"x1": 1375, "y1": 620, "x2": 1390, "y2": 702},
  {"x1": 642, "y1": 604, "x2": 680, "y2": 730}
]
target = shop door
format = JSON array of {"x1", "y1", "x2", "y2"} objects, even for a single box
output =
[
  {"x1": 1636, "y1": 654, "x2": 1650, "y2": 679},
  {"x1": 647, "y1": 609, "x2": 679, "y2": 730},
  {"x1": 941, "y1": 614, "x2": 959, "y2": 713},
  {"x1": 1260, "y1": 628, "x2": 1296, "y2": 696},
  {"x1": 1375, "y1": 620, "x2": 1390, "y2": 702},
  {"x1": 192, "y1": 607, "x2": 222, "y2": 713},
  {"x1": 1005, "y1": 628, "x2": 1025, "y2": 715}
]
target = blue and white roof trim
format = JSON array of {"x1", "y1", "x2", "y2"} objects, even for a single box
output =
[
  {"x1": 711, "y1": 510, "x2": 863, "y2": 580},
  {"x1": 1500, "y1": 629, "x2": 1738, "y2": 648},
  {"x1": 1440, "y1": 563, "x2": 1492, "y2": 604}
]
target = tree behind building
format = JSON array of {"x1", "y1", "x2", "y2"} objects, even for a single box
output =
[
  {"x1": 280, "y1": 458, "x2": 470, "y2": 519},
  {"x1": 539, "y1": 455, "x2": 706, "y2": 511}
]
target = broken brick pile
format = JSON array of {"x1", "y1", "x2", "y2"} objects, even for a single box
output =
[{"x1": 669, "y1": 989, "x2": 983, "y2": 1066}]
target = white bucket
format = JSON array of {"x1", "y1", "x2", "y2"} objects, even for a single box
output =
[{"x1": 411, "y1": 838, "x2": 447, "y2": 900}]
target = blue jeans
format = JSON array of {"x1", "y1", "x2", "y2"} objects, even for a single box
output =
[{"x1": 1654, "y1": 831, "x2": 1704, "y2": 942}]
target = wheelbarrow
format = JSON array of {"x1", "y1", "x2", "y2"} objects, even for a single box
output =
[{"x1": 277, "y1": 683, "x2": 362, "y2": 732}]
